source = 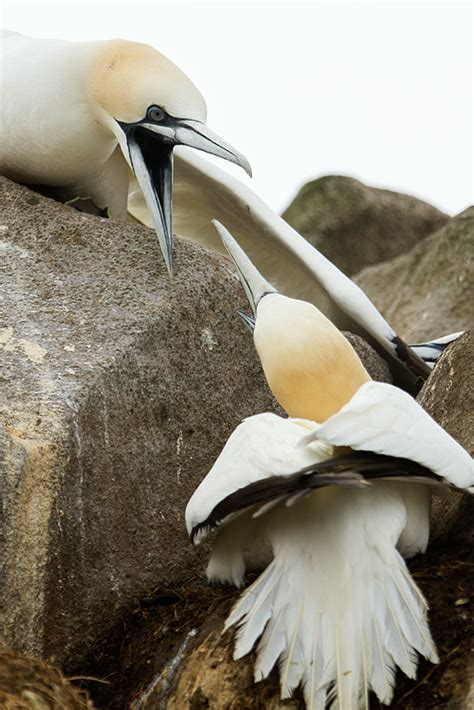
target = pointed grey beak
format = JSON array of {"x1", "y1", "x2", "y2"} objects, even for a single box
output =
[
  {"x1": 212, "y1": 220, "x2": 277, "y2": 315},
  {"x1": 121, "y1": 117, "x2": 251, "y2": 275},
  {"x1": 173, "y1": 120, "x2": 252, "y2": 177}
]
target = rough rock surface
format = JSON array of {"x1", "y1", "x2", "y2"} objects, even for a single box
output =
[
  {"x1": 354, "y1": 207, "x2": 474, "y2": 341},
  {"x1": 0, "y1": 177, "x2": 278, "y2": 667},
  {"x1": 342, "y1": 332, "x2": 392, "y2": 383},
  {"x1": 282, "y1": 175, "x2": 448, "y2": 275},
  {"x1": 418, "y1": 331, "x2": 473, "y2": 544}
]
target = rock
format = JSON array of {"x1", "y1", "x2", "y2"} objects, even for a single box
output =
[
  {"x1": 417, "y1": 331, "x2": 474, "y2": 543},
  {"x1": 0, "y1": 177, "x2": 277, "y2": 668},
  {"x1": 133, "y1": 621, "x2": 299, "y2": 710},
  {"x1": 342, "y1": 332, "x2": 392, "y2": 383},
  {"x1": 282, "y1": 176, "x2": 448, "y2": 276},
  {"x1": 354, "y1": 208, "x2": 474, "y2": 341},
  {"x1": 0, "y1": 643, "x2": 96, "y2": 709}
]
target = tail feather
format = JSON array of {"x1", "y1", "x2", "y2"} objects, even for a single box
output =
[
  {"x1": 234, "y1": 577, "x2": 280, "y2": 658},
  {"x1": 254, "y1": 607, "x2": 287, "y2": 680},
  {"x1": 368, "y1": 616, "x2": 395, "y2": 703},
  {"x1": 280, "y1": 599, "x2": 306, "y2": 697},
  {"x1": 381, "y1": 585, "x2": 418, "y2": 678},
  {"x1": 224, "y1": 491, "x2": 437, "y2": 709},
  {"x1": 410, "y1": 331, "x2": 464, "y2": 367}
]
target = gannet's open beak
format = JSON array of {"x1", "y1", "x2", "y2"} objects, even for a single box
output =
[
  {"x1": 212, "y1": 220, "x2": 277, "y2": 315},
  {"x1": 236, "y1": 309, "x2": 256, "y2": 332},
  {"x1": 127, "y1": 128, "x2": 174, "y2": 273},
  {"x1": 120, "y1": 118, "x2": 251, "y2": 275}
]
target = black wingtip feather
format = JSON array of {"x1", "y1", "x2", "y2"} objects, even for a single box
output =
[
  {"x1": 392, "y1": 335, "x2": 431, "y2": 390},
  {"x1": 190, "y1": 451, "x2": 444, "y2": 542}
]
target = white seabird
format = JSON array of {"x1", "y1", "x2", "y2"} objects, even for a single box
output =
[
  {"x1": 0, "y1": 31, "x2": 250, "y2": 273},
  {"x1": 185, "y1": 222, "x2": 473, "y2": 709}
]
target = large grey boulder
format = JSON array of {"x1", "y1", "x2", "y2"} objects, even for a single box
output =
[
  {"x1": 282, "y1": 175, "x2": 448, "y2": 275},
  {"x1": 0, "y1": 177, "x2": 277, "y2": 667},
  {"x1": 418, "y1": 331, "x2": 473, "y2": 543},
  {"x1": 354, "y1": 208, "x2": 474, "y2": 341}
]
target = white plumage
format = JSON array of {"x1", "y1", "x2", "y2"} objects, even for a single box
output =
[
  {"x1": 185, "y1": 404, "x2": 455, "y2": 707},
  {"x1": 0, "y1": 31, "x2": 250, "y2": 272},
  {"x1": 186, "y1": 223, "x2": 473, "y2": 709},
  {"x1": 310, "y1": 381, "x2": 473, "y2": 491},
  {"x1": 409, "y1": 332, "x2": 464, "y2": 368}
]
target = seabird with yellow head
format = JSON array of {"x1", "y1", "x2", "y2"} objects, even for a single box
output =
[
  {"x1": 186, "y1": 222, "x2": 473, "y2": 709},
  {"x1": 0, "y1": 31, "x2": 250, "y2": 273}
]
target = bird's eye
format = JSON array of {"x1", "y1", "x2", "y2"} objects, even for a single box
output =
[{"x1": 147, "y1": 105, "x2": 166, "y2": 122}]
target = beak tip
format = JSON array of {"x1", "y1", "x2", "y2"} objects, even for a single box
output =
[
  {"x1": 211, "y1": 219, "x2": 230, "y2": 250},
  {"x1": 240, "y1": 157, "x2": 252, "y2": 178},
  {"x1": 165, "y1": 250, "x2": 173, "y2": 277}
]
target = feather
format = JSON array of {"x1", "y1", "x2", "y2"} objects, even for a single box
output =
[
  {"x1": 223, "y1": 484, "x2": 437, "y2": 708},
  {"x1": 410, "y1": 331, "x2": 464, "y2": 367},
  {"x1": 312, "y1": 381, "x2": 474, "y2": 490}
]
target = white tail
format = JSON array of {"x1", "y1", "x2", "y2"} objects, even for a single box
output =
[{"x1": 224, "y1": 485, "x2": 438, "y2": 709}]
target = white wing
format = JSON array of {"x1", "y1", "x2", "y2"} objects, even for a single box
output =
[
  {"x1": 129, "y1": 149, "x2": 429, "y2": 387},
  {"x1": 185, "y1": 413, "x2": 331, "y2": 540},
  {"x1": 309, "y1": 381, "x2": 474, "y2": 490}
]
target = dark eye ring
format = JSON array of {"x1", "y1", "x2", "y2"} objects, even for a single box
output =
[{"x1": 147, "y1": 105, "x2": 165, "y2": 122}]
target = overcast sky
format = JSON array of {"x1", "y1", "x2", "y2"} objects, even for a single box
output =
[{"x1": 3, "y1": 1, "x2": 472, "y2": 215}]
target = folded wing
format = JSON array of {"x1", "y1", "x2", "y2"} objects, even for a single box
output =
[
  {"x1": 310, "y1": 380, "x2": 474, "y2": 490},
  {"x1": 185, "y1": 412, "x2": 333, "y2": 544}
]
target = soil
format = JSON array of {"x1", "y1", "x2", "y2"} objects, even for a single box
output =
[
  {"x1": 0, "y1": 644, "x2": 96, "y2": 709},
  {"x1": 73, "y1": 536, "x2": 473, "y2": 709}
]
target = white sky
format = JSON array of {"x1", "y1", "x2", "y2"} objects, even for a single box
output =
[{"x1": 2, "y1": 0, "x2": 473, "y2": 215}]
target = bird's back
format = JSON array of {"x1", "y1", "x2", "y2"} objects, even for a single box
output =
[{"x1": 0, "y1": 33, "x2": 117, "y2": 185}]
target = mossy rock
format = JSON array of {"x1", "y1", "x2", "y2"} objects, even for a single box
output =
[{"x1": 282, "y1": 175, "x2": 448, "y2": 275}]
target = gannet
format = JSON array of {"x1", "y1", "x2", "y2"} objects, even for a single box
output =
[
  {"x1": 186, "y1": 222, "x2": 473, "y2": 709},
  {"x1": 131, "y1": 150, "x2": 459, "y2": 391},
  {"x1": 0, "y1": 31, "x2": 250, "y2": 273},
  {"x1": 1, "y1": 32, "x2": 456, "y2": 389}
]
